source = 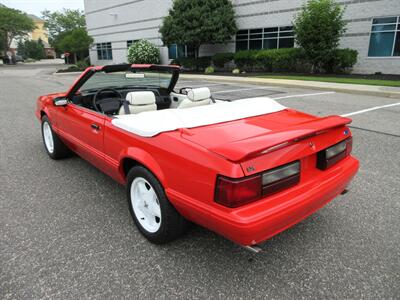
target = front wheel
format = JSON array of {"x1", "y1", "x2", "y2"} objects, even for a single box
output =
[
  {"x1": 127, "y1": 166, "x2": 187, "y2": 244},
  {"x1": 41, "y1": 115, "x2": 70, "y2": 159}
]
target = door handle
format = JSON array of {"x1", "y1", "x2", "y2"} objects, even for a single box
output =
[{"x1": 91, "y1": 123, "x2": 100, "y2": 130}]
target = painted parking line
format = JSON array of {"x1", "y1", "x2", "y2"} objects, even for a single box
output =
[
  {"x1": 177, "y1": 82, "x2": 228, "y2": 88},
  {"x1": 272, "y1": 92, "x2": 336, "y2": 100},
  {"x1": 341, "y1": 102, "x2": 400, "y2": 117},
  {"x1": 213, "y1": 87, "x2": 276, "y2": 94}
]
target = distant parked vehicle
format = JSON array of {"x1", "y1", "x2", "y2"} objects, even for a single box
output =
[{"x1": 15, "y1": 55, "x2": 24, "y2": 63}]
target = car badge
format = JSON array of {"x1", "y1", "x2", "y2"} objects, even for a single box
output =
[
  {"x1": 344, "y1": 129, "x2": 349, "y2": 135},
  {"x1": 247, "y1": 166, "x2": 256, "y2": 173}
]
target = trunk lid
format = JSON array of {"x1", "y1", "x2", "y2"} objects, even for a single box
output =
[{"x1": 181, "y1": 109, "x2": 351, "y2": 162}]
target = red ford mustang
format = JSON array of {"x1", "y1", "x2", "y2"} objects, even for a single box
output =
[{"x1": 36, "y1": 64, "x2": 359, "y2": 251}]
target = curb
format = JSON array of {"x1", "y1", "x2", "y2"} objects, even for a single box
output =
[{"x1": 180, "y1": 74, "x2": 400, "y2": 99}]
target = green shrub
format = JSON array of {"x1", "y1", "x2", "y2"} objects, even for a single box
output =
[
  {"x1": 233, "y1": 50, "x2": 259, "y2": 71},
  {"x1": 127, "y1": 39, "x2": 160, "y2": 64},
  {"x1": 205, "y1": 66, "x2": 215, "y2": 74},
  {"x1": 76, "y1": 60, "x2": 90, "y2": 70},
  {"x1": 234, "y1": 48, "x2": 306, "y2": 72},
  {"x1": 333, "y1": 48, "x2": 358, "y2": 72},
  {"x1": 172, "y1": 56, "x2": 211, "y2": 71},
  {"x1": 212, "y1": 52, "x2": 234, "y2": 68}
]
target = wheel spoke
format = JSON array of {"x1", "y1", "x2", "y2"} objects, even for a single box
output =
[{"x1": 148, "y1": 195, "x2": 161, "y2": 218}]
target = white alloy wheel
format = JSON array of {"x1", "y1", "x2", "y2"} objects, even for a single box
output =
[
  {"x1": 131, "y1": 177, "x2": 162, "y2": 233},
  {"x1": 43, "y1": 121, "x2": 54, "y2": 153}
]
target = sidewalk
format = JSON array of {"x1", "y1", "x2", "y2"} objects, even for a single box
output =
[{"x1": 180, "y1": 74, "x2": 400, "y2": 99}]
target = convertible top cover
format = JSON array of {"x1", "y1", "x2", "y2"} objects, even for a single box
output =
[{"x1": 111, "y1": 97, "x2": 286, "y2": 137}]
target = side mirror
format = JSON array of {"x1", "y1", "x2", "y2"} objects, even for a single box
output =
[{"x1": 54, "y1": 98, "x2": 68, "y2": 106}]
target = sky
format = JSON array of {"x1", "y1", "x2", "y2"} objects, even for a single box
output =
[{"x1": 0, "y1": 0, "x2": 84, "y2": 17}]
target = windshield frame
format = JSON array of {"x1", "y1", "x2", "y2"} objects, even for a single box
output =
[{"x1": 66, "y1": 64, "x2": 180, "y2": 99}]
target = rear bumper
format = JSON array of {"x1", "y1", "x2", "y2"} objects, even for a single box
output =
[{"x1": 168, "y1": 156, "x2": 359, "y2": 246}]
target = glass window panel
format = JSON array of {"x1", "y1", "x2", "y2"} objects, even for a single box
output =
[
  {"x1": 368, "y1": 32, "x2": 395, "y2": 56},
  {"x1": 97, "y1": 50, "x2": 102, "y2": 60},
  {"x1": 373, "y1": 17, "x2": 397, "y2": 24},
  {"x1": 279, "y1": 26, "x2": 293, "y2": 31},
  {"x1": 168, "y1": 44, "x2": 177, "y2": 59},
  {"x1": 186, "y1": 45, "x2": 196, "y2": 58},
  {"x1": 250, "y1": 33, "x2": 262, "y2": 39},
  {"x1": 280, "y1": 31, "x2": 294, "y2": 37},
  {"x1": 264, "y1": 27, "x2": 279, "y2": 33},
  {"x1": 177, "y1": 45, "x2": 186, "y2": 58},
  {"x1": 250, "y1": 29, "x2": 262, "y2": 34},
  {"x1": 263, "y1": 39, "x2": 278, "y2": 49},
  {"x1": 394, "y1": 32, "x2": 400, "y2": 56},
  {"x1": 279, "y1": 38, "x2": 295, "y2": 48},
  {"x1": 249, "y1": 39, "x2": 262, "y2": 50},
  {"x1": 236, "y1": 40, "x2": 248, "y2": 51},
  {"x1": 264, "y1": 32, "x2": 278, "y2": 38},
  {"x1": 372, "y1": 24, "x2": 396, "y2": 32}
]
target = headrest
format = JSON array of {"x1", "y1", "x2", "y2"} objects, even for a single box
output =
[
  {"x1": 187, "y1": 87, "x2": 211, "y2": 102},
  {"x1": 126, "y1": 91, "x2": 156, "y2": 105}
]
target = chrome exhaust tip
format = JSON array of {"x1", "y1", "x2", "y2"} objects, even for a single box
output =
[{"x1": 243, "y1": 245, "x2": 263, "y2": 253}]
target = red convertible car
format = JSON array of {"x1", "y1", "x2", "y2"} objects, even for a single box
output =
[{"x1": 36, "y1": 64, "x2": 359, "y2": 251}]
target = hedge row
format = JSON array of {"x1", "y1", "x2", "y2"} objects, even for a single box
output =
[
  {"x1": 172, "y1": 48, "x2": 358, "y2": 73},
  {"x1": 234, "y1": 48, "x2": 358, "y2": 73}
]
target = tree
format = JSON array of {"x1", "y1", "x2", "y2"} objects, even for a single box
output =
[
  {"x1": 159, "y1": 0, "x2": 237, "y2": 58},
  {"x1": 41, "y1": 9, "x2": 86, "y2": 47},
  {"x1": 57, "y1": 28, "x2": 93, "y2": 63},
  {"x1": 17, "y1": 38, "x2": 45, "y2": 60},
  {"x1": 0, "y1": 32, "x2": 5, "y2": 53},
  {"x1": 41, "y1": 9, "x2": 92, "y2": 63},
  {"x1": 0, "y1": 6, "x2": 35, "y2": 51},
  {"x1": 127, "y1": 40, "x2": 160, "y2": 64},
  {"x1": 293, "y1": 0, "x2": 346, "y2": 72}
]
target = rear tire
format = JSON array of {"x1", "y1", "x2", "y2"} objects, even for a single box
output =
[
  {"x1": 41, "y1": 115, "x2": 70, "y2": 159},
  {"x1": 127, "y1": 166, "x2": 187, "y2": 244}
]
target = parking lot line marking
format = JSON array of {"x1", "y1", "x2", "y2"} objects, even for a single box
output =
[
  {"x1": 273, "y1": 92, "x2": 336, "y2": 100},
  {"x1": 341, "y1": 102, "x2": 400, "y2": 117},
  {"x1": 177, "y1": 82, "x2": 227, "y2": 88},
  {"x1": 213, "y1": 87, "x2": 276, "y2": 94}
]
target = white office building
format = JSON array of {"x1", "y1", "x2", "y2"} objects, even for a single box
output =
[{"x1": 84, "y1": 0, "x2": 400, "y2": 74}]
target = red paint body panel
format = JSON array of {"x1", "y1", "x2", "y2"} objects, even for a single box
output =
[{"x1": 35, "y1": 66, "x2": 359, "y2": 246}]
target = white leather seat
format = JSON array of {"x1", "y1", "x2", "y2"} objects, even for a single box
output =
[
  {"x1": 177, "y1": 87, "x2": 212, "y2": 109},
  {"x1": 119, "y1": 91, "x2": 157, "y2": 115}
]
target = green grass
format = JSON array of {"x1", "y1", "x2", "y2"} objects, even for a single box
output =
[{"x1": 255, "y1": 75, "x2": 400, "y2": 87}]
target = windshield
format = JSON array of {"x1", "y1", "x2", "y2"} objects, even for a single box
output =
[{"x1": 79, "y1": 69, "x2": 173, "y2": 92}]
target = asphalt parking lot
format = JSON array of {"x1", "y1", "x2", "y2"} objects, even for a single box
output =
[{"x1": 1, "y1": 64, "x2": 399, "y2": 299}]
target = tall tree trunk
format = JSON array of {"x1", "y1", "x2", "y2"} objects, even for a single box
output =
[{"x1": 73, "y1": 52, "x2": 77, "y2": 64}]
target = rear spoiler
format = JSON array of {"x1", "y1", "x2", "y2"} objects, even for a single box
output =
[{"x1": 209, "y1": 115, "x2": 352, "y2": 162}]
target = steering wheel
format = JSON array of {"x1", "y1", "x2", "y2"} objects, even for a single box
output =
[
  {"x1": 179, "y1": 87, "x2": 192, "y2": 95},
  {"x1": 93, "y1": 88, "x2": 123, "y2": 113}
]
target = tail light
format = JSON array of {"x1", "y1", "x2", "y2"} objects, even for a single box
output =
[
  {"x1": 317, "y1": 137, "x2": 352, "y2": 170},
  {"x1": 215, "y1": 161, "x2": 300, "y2": 208}
]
